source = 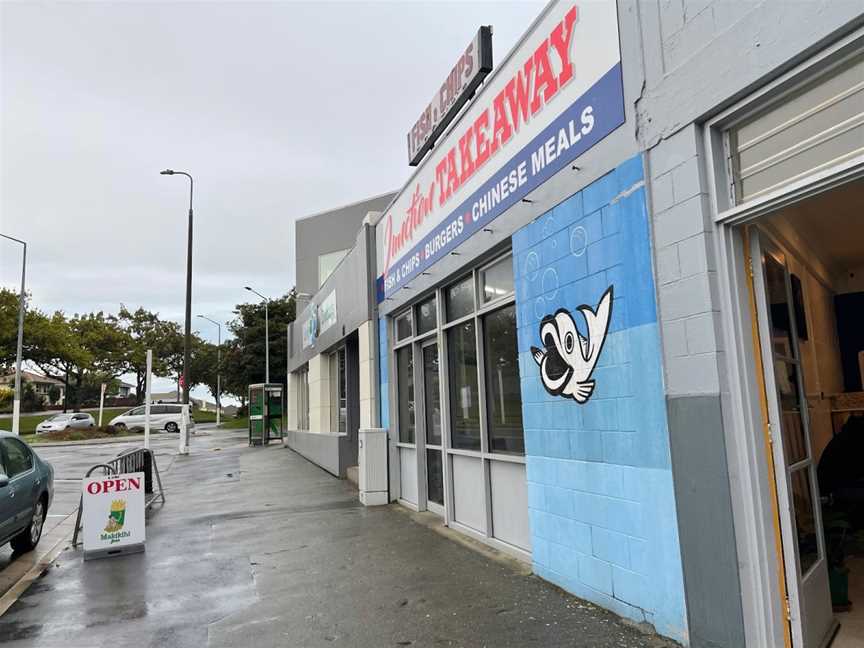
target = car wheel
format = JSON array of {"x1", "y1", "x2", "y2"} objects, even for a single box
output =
[
  {"x1": 114, "y1": 423, "x2": 127, "y2": 431},
  {"x1": 165, "y1": 421, "x2": 179, "y2": 433},
  {"x1": 11, "y1": 498, "x2": 45, "y2": 553}
]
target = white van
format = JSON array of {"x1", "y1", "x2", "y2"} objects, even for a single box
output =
[{"x1": 109, "y1": 403, "x2": 195, "y2": 433}]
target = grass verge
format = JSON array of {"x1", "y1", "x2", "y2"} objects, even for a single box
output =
[
  {"x1": 21, "y1": 427, "x2": 144, "y2": 444},
  {"x1": 7, "y1": 407, "x2": 130, "y2": 436}
]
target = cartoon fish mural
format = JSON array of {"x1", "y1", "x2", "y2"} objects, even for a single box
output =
[{"x1": 531, "y1": 286, "x2": 613, "y2": 403}]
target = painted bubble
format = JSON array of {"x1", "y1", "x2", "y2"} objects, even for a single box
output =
[
  {"x1": 570, "y1": 226, "x2": 588, "y2": 257},
  {"x1": 542, "y1": 267, "x2": 559, "y2": 300},
  {"x1": 525, "y1": 251, "x2": 540, "y2": 282}
]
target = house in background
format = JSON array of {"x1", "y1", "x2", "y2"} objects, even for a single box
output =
[
  {"x1": 109, "y1": 381, "x2": 136, "y2": 399},
  {"x1": 0, "y1": 370, "x2": 65, "y2": 405}
]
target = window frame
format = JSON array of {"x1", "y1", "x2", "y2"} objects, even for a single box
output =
[
  {"x1": 1, "y1": 438, "x2": 34, "y2": 480},
  {"x1": 329, "y1": 346, "x2": 347, "y2": 434},
  {"x1": 391, "y1": 250, "x2": 522, "y2": 462},
  {"x1": 295, "y1": 365, "x2": 310, "y2": 431}
]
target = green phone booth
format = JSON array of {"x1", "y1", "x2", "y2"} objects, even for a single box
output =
[{"x1": 248, "y1": 383, "x2": 284, "y2": 446}]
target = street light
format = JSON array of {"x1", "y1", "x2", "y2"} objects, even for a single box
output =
[
  {"x1": 1, "y1": 234, "x2": 26, "y2": 436},
  {"x1": 197, "y1": 314, "x2": 221, "y2": 426},
  {"x1": 245, "y1": 286, "x2": 270, "y2": 384},
  {"x1": 160, "y1": 169, "x2": 194, "y2": 405}
]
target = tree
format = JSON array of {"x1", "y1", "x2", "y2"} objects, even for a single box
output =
[
  {"x1": 225, "y1": 291, "x2": 296, "y2": 394},
  {"x1": 188, "y1": 337, "x2": 220, "y2": 401},
  {"x1": 27, "y1": 311, "x2": 128, "y2": 410},
  {"x1": 116, "y1": 307, "x2": 184, "y2": 403}
]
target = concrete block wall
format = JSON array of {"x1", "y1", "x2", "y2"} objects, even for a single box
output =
[
  {"x1": 647, "y1": 125, "x2": 745, "y2": 647},
  {"x1": 513, "y1": 154, "x2": 687, "y2": 643}
]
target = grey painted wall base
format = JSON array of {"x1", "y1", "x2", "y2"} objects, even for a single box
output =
[
  {"x1": 284, "y1": 430, "x2": 351, "y2": 478},
  {"x1": 667, "y1": 395, "x2": 746, "y2": 648}
]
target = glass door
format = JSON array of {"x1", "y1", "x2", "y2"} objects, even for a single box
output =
[
  {"x1": 422, "y1": 342, "x2": 444, "y2": 514},
  {"x1": 752, "y1": 234, "x2": 833, "y2": 647}
]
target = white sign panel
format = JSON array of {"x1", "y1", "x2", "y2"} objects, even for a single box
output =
[
  {"x1": 319, "y1": 290, "x2": 337, "y2": 335},
  {"x1": 82, "y1": 472, "x2": 145, "y2": 553},
  {"x1": 376, "y1": 1, "x2": 624, "y2": 300}
]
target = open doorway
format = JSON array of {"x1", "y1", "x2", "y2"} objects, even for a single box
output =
[{"x1": 750, "y1": 177, "x2": 864, "y2": 647}]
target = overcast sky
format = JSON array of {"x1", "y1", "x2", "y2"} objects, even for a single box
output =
[{"x1": 1, "y1": 0, "x2": 544, "y2": 398}]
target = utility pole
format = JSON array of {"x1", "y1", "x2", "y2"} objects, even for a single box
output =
[
  {"x1": 1, "y1": 234, "x2": 26, "y2": 436},
  {"x1": 160, "y1": 169, "x2": 194, "y2": 405}
]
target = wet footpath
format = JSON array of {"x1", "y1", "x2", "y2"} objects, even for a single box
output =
[{"x1": 0, "y1": 429, "x2": 676, "y2": 648}]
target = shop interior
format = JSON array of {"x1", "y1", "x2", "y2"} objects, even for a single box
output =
[{"x1": 758, "y1": 176, "x2": 864, "y2": 646}]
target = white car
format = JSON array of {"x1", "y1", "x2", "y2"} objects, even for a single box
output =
[
  {"x1": 109, "y1": 404, "x2": 195, "y2": 433},
  {"x1": 35, "y1": 413, "x2": 95, "y2": 434}
]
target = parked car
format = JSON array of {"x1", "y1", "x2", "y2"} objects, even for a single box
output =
[
  {"x1": 109, "y1": 403, "x2": 195, "y2": 433},
  {"x1": 35, "y1": 412, "x2": 95, "y2": 434},
  {"x1": 0, "y1": 431, "x2": 54, "y2": 553}
]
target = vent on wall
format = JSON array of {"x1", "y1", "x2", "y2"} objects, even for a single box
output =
[{"x1": 727, "y1": 52, "x2": 864, "y2": 204}]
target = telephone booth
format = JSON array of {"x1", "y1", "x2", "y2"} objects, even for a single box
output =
[{"x1": 248, "y1": 383, "x2": 284, "y2": 446}]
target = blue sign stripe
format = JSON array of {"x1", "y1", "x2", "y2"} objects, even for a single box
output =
[{"x1": 378, "y1": 62, "x2": 625, "y2": 302}]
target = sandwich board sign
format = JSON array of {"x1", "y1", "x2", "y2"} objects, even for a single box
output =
[{"x1": 82, "y1": 472, "x2": 145, "y2": 559}]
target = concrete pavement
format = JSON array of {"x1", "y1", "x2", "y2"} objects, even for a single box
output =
[
  {"x1": 0, "y1": 429, "x2": 674, "y2": 648},
  {"x1": 0, "y1": 434, "x2": 182, "y2": 604}
]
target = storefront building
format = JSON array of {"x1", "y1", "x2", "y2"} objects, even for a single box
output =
[
  {"x1": 285, "y1": 193, "x2": 395, "y2": 479},
  {"x1": 284, "y1": 2, "x2": 864, "y2": 646}
]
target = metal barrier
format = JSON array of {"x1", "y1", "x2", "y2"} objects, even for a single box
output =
[{"x1": 71, "y1": 447, "x2": 165, "y2": 547}]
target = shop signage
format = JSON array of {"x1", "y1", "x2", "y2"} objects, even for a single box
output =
[
  {"x1": 319, "y1": 290, "x2": 337, "y2": 334},
  {"x1": 376, "y1": 1, "x2": 624, "y2": 301},
  {"x1": 82, "y1": 472, "x2": 145, "y2": 554},
  {"x1": 302, "y1": 307, "x2": 318, "y2": 349},
  {"x1": 407, "y1": 26, "x2": 493, "y2": 167}
]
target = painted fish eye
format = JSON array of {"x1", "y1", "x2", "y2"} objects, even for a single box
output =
[{"x1": 564, "y1": 332, "x2": 574, "y2": 353}]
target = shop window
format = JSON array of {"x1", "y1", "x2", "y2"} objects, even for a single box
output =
[
  {"x1": 445, "y1": 275, "x2": 474, "y2": 321},
  {"x1": 329, "y1": 347, "x2": 347, "y2": 433},
  {"x1": 423, "y1": 344, "x2": 442, "y2": 446},
  {"x1": 318, "y1": 249, "x2": 348, "y2": 287},
  {"x1": 396, "y1": 346, "x2": 415, "y2": 443},
  {"x1": 480, "y1": 255, "x2": 514, "y2": 304},
  {"x1": 296, "y1": 366, "x2": 309, "y2": 431},
  {"x1": 395, "y1": 310, "x2": 413, "y2": 341},
  {"x1": 426, "y1": 450, "x2": 444, "y2": 506},
  {"x1": 483, "y1": 304, "x2": 524, "y2": 454},
  {"x1": 447, "y1": 320, "x2": 481, "y2": 451},
  {"x1": 416, "y1": 295, "x2": 437, "y2": 334}
]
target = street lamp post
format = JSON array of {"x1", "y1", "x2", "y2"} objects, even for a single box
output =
[
  {"x1": 245, "y1": 286, "x2": 270, "y2": 384},
  {"x1": 1, "y1": 234, "x2": 26, "y2": 436},
  {"x1": 197, "y1": 315, "x2": 221, "y2": 426},
  {"x1": 160, "y1": 169, "x2": 194, "y2": 405}
]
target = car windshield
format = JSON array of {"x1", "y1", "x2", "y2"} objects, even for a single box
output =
[{"x1": 48, "y1": 414, "x2": 72, "y2": 421}]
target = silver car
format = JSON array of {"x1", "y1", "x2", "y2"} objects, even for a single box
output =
[
  {"x1": 35, "y1": 412, "x2": 96, "y2": 434},
  {"x1": 110, "y1": 403, "x2": 194, "y2": 433}
]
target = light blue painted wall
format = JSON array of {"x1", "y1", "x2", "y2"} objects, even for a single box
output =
[
  {"x1": 378, "y1": 315, "x2": 389, "y2": 430},
  {"x1": 513, "y1": 154, "x2": 688, "y2": 644}
]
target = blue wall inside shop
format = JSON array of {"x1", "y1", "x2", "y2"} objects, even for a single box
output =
[{"x1": 512, "y1": 154, "x2": 688, "y2": 643}]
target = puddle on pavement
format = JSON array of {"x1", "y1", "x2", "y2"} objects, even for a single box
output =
[{"x1": 0, "y1": 620, "x2": 43, "y2": 641}]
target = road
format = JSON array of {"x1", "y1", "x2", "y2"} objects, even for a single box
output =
[{"x1": 0, "y1": 430, "x2": 195, "y2": 601}]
